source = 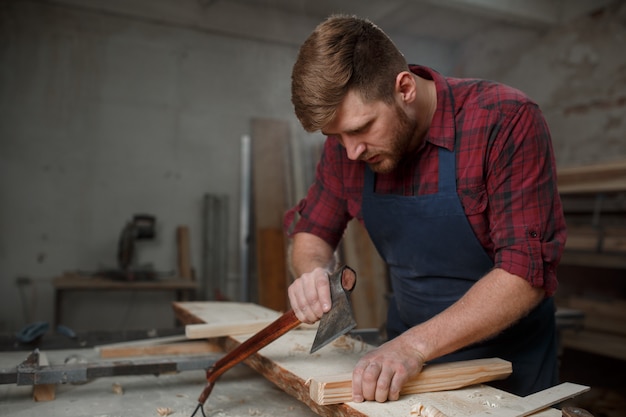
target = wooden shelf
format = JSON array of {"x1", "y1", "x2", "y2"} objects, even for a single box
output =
[
  {"x1": 52, "y1": 273, "x2": 198, "y2": 326},
  {"x1": 558, "y1": 158, "x2": 626, "y2": 194},
  {"x1": 560, "y1": 251, "x2": 626, "y2": 270}
]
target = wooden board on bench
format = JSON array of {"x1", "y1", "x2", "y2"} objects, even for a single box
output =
[{"x1": 172, "y1": 301, "x2": 561, "y2": 417}]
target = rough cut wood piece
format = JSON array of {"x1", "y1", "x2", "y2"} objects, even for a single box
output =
[
  {"x1": 99, "y1": 341, "x2": 221, "y2": 358},
  {"x1": 33, "y1": 352, "x2": 55, "y2": 402},
  {"x1": 177, "y1": 225, "x2": 193, "y2": 280},
  {"x1": 309, "y1": 358, "x2": 512, "y2": 405},
  {"x1": 173, "y1": 301, "x2": 562, "y2": 417},
  {"x1": 471, "y1": 382, "x2": 590, "y2": 417},
  {"x1": 186, "y1": 318, "x2": 278, "y2": 339}
]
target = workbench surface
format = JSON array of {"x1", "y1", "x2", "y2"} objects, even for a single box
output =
[{"x1": 0, "y1": 348, "x2": 317, "y2": 417}]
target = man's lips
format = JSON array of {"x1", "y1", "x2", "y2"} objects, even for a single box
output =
[{"x1": 364, "y1": 154, "x2": 382, "y2": 164}]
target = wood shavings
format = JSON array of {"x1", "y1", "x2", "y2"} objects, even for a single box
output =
[
  {"x1": 481, "y1": 400, "x2": 498, "y2": 408},
  {"x1": 111, "y1": 382, "x2": 124, "y2": 395},
  {"x1": 331, "y1": 335, "x2": 355, "y2": 351},
  {"x1": 291, "y1": 343, "x2": 307, "y2": 352},
  {"x1": 156, "y1": 407, "x2": 174, "y2": 416},
  {"x1": 410, "y1": 402, "x2": 448, "y2": 417}
]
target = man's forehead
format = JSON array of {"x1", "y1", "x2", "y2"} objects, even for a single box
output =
[{"x1": 322, "y1": 91, "x2": 381, "y2": 134}]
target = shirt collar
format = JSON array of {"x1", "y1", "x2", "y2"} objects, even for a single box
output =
[{"x1": 409, "y1": 65, "x2": 456, "y2": 152}]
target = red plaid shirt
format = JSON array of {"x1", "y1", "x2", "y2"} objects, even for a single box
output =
[{"x1": 285, "y1": 65, "x2": 566, "y2": 296}]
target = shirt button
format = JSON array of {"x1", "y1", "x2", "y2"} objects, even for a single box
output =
[{"x1": 529, "y1": 231, "x2": 538, "y2": 238}]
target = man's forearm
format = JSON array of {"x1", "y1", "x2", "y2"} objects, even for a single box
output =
[
  {"x1": 406, "y1": 268, "x2": 546, "y2": 361},
  {"x1": 288, "y1": 232, "x2": 337, "y2": 278}
]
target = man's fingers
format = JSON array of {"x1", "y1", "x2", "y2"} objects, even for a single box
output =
[
  {"x1": 353, "y1": 361, "x2": 393, "y2": 402},
  {"x1": 387, "y1": 370, "x2": 407, "y2": 401},
  {"x1": 288, "y1": 268, "x2": 332, "y2": 323}
]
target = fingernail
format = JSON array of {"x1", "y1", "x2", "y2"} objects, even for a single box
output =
[
  {"x1": 353, "y1": 395, "x2": 363, "y2": 403},
  {"x1": 323, "y1": 303, "x2": 330, "y2": 311}
]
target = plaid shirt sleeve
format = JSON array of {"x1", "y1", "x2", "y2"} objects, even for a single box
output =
[
  {"x1": 283, "y1": 138, "x2": 356, "y2": 249},
  {"x1": 483, "y1": 100, "x2": 566, "y2": 296}
]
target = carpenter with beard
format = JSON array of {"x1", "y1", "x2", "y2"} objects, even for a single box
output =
[{"x1": 284, "y1": 15, "x2": 566, "y2": 402}]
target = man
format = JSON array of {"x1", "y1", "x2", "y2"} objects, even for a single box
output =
[{"x1": 283, "y1": 15, "x2": 566, "y2": 403}]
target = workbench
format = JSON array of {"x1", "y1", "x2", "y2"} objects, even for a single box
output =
[
  {"x1": 52, "y1": 273, "x2": 198, "y2": 327},
  {"x1": 0, "y1": 347, "x2": 317, "y2": 417}
]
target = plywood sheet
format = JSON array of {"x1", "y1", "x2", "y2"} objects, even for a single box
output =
[{"x1": 173, "y1": 301, "x2": 561, "y2": 417}]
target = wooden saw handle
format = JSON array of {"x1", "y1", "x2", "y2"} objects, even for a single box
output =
[{"x1": 197, "y1": 309, "x2": 301, "y2": 405}]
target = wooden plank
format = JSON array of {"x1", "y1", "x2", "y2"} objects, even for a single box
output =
[
  {"x1": 565, "y1": 224, "x2": 626, "y2": 253},
  {"x1": 569, "y1": 296, "x2": 626, "y2": 336},
  {"x1": 561, "y1": 328, "x2": 626, "y2": 361},
  {"x1": 186, "y1": 318, "x2": 277, "y2": 339},
  {"x1": 559, "y1": 250, "x2": 626, "y2": 269},
  {"x1": 471, "y1": 382, "x2": 590, "y2": 417},
  {"x1": 340, "y1": 219, "x2": 388, "y2": 329},
  {"x1": 172, "y1": 301, "x2": 280, "y2": 327},
  {"x1": 95, "y1": 335, "x2": 189, "y2": 351},
  {"x1": 177, "y1": 225, "x2": 193, "y2": 280},
  {"x1": 251, "y1": 118, "x2": 292, "y2": 310},
  {"x1": 172, "y1": 301, "x2": 561, "y2": 417},
  {"x1": 54, "y1": 274, "x2": 198, "y2": 290},
  {"x1": 33, "y1": 352, "x2": 55, "y2": 402},
  {"x1": 309, "y1": 358, "x2": 512, "y2": 405},
  {"x1": 99, "y1": 341, "x2": 220, "y2": 358},
  {"x1": 257, "y1": 227, "x2": 289, "y2": 312},
  {"x1": 558, "y1": 159, "x2": 626, "y2": 194}
]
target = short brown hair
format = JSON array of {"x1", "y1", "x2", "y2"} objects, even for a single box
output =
[{"x1": 291, "y1": 15, "x2": 408, "y2": 132}]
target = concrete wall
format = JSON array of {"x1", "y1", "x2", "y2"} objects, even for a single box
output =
[
  {"x1": 459, "y1": 2, "x2": 626, "y2": 168},
  {"x1": 0, "y1": 1, "x2": 456, "y2": 332}
]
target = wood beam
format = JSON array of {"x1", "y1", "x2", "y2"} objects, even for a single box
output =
[{"x1": 308, "y1": 358, "x2": 512, "y2": 405}]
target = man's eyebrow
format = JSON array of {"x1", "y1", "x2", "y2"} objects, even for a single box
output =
[
  {"x1": 346, "y1": 119, "x2": 373, "y2": 134},
  {"x1": 322, "y1": 119, "x2": 373, "y2": 136}
]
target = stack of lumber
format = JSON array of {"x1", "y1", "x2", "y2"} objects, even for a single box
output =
[
  {"x1": 560, "y1": 296, "x2": 626, "y2": 361},
  {"x1": 172, "y1": 301, "x2": 572, "y2": 417},
  {"x1": 558, "y1": 159, "x2": 626, "y2": 268},
  {"x1": 557, "y1": 158, "x2": 626, "y2": 194}
]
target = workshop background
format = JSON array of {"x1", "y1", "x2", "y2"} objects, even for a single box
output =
[{"x1": 1, "y1": 0, "x2": 625, "y2": 414}]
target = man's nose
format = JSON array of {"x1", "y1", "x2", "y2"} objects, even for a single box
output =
[{"x1": 344, "y1": 138, "x2": 365, "y2": 161}]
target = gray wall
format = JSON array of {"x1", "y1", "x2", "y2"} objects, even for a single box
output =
[
  {"x1": 0, "y1": 1, "x2": 297, "y2": 331},
  {"x1": 459, "y1": 2, "x2": 626, "y2": 167},
  {"x1": 0, "y1": 1, "x2": 456, "y2": 332}
]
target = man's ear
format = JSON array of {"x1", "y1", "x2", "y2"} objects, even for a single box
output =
[{"x1": 395, "y1": 71, "x2": 417, "y2": 103}]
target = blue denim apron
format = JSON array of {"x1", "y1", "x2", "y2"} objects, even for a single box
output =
[{"x1": 361, "y1": 145, "x2": 558, "y2": 396}]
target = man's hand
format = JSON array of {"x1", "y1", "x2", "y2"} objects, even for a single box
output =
[
  {"x1": 287, "y1": 267, "x2": 332, "y2": 324},
  {"x1": 352, "y1": 335, "x2": 425, "y2": 402}
]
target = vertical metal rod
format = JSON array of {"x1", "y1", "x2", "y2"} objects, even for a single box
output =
[{"x1": 239, "y1": 135, "x2": 252, "y2": 302}]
